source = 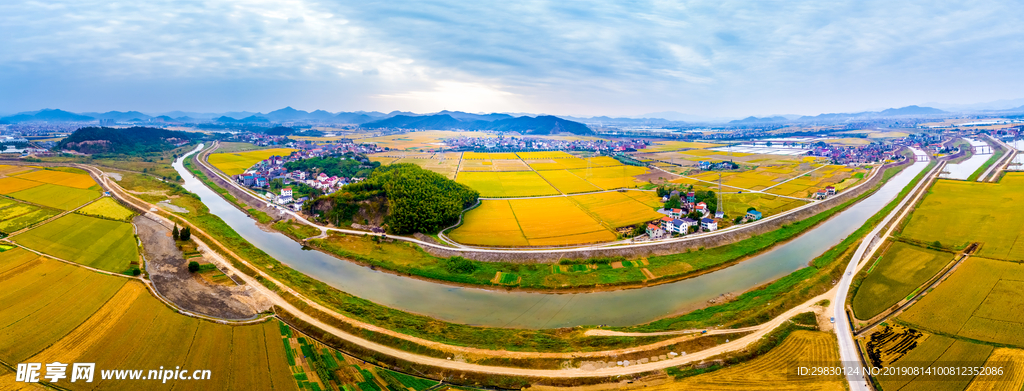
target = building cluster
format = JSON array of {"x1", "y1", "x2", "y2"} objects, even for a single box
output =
[
  {"x1": 226, "y1": 132, "x2": 290, "y2": 147},
  {"x1": 807, "y1": 142, "x2": 903, "y2": 164},
  {"x1": 812, "y1": 186, "x2": 837, "y2": 200},
  {"x1": 645, "y1": 191, "x2": 725, "y2": 239},
  {"x1": 441, "y1": 136, "x2": 650, "y2": 153}
]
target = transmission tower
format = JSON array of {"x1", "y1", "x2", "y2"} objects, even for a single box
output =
[{"x1": 717, "y1": 172, "x2": 724, "y2": 218}]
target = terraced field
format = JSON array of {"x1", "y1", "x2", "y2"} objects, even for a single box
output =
[
  {"x1": 852, "y1": 241, "x2": 953, "y2": 319},
  {"x1": 207, "y1": 147, "x2": 297, "y2": 176},
  {"x1": 15, "y1": 213, "x2": 138, "y2": 272}
]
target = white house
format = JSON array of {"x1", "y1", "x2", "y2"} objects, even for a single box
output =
[
  {"x1": 646, "y1": 224, "x2": 666, "y2": 239},
  {"x1": 281, "y1": 187, "x2": 293, "y2": 197},
  {"x1": 701, "y1": 218, "x2": 718, "y2": 231}
]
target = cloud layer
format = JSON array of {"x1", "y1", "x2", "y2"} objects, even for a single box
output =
[{"x1": 2, "y1": 0, "x2": 1023, "y2": 116}]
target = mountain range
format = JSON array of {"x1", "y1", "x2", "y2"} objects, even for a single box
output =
[{"x1": 360, "y1": 114, "x2": 593, "y2": 135}]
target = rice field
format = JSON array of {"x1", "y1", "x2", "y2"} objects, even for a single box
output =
[
  {"x1": 571, "y1": 191, "x2": 663, "y2": 227},
  {"x1": 447, "y1": 200, "x2": 529, "y2": 246},
  {"x1": 0, "y1": 198, "x2": 59, "y2": 233},
  {"x1": 899, "y1": 256, "x2": 1024, "y2": 347},
  {"x1": 6, "y1": 183, "x2": 100, "y2": 210},
  {"x1": 15, "y1": 168, "x2": 97, "y2": 189},
  {"x1": 0, "y1": 176, "x2": 44, "y2": 194},
  {"x1": 661, "y1": 330, "x2": 844, "y2": 391},
  {"x1": 76, "y1": 197, "x2": 135, "y2": 221},
  {"x1": 645, "y1": 141, "x2": 725, "y2": 152},
  {"x1": 462, "y1": 151, "x2": 519, "y2": 160},
  {"x1": 458, "y1": 158, "x2": 531, "y2": 172},
  {"x1": 852, "y1": 242, "x2": 952, "y2": 320},
  {"x1": 15, "y1": 213, "x2": 138, "y2": 272},
  {"x1": 207, "y1": 147, "x2": 298, "y2": 176},
  {"x1": 536, "y1": 170, "x2": 601, "y2": 193},
  {"x1": 569, "y1": 165, "x2": 649, "y2": 190},
  {"x1": 456, "y1": 171, "x2": 560, "y2": 197},
  {"x1": 356, "y1": 130, "x2": 497, "y2": 150},
  {"x1": 901, "y1": 174, "x2": 1024, "y2": 259},
  {"x1": 965, "y1": 348, "x2": 1024, "y2": 391}
]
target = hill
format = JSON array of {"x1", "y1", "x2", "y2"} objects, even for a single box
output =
[
  {"x1": 360, "y1": 114, "x2": 593, "y2": 135},
  {"x1": 1, "y1": 109, "x2": 95, "y2": 123},
  {"x1": 57, "y1": 126, "x2": 202, "y2": 155},
  {"x1": 305, "y1": 163, "x2": 478, "y2": 234},
  {"x1": 878, "y1": 105, "x2": 945, "y2": 116}
]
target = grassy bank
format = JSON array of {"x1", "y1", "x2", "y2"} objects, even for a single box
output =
[{"x1": 967, "y1": 147, "x2": 1005, "y2": 182}]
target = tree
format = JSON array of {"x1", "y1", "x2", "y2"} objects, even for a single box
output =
[
  {"x1": 180, "y1": 226, "x2": 191, "y2": 241},
  {"x1": 172, "y1": 225, "x2": 180, "y2": 241},
  {"x1": 747, "y1": 207, "x2": 757, "y2": 212},
  {"x1": 131, "y1": 268, "x2": 141, "y2": 276},
  {"x1": 687, "y1": 211, "x2": 702, "y2": 221},
  {"x1": 734, "y1": 216, "x2": 744, "y2": 224},
  {"x1": 188, "y1": 261, "x2": 200, "y2": 273},
  {"x1": 664, "y1": 194, "x2": 681, "y2": 210},
  {"x1": 270, "y1": 178, "x2": 285, "y2": 191}
]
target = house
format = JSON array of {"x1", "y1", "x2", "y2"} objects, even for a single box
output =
[
  {"x1": 277, "y1": 195, "x2": 293, "y2": 205},
  {"x1": 698, "y1": 161, "x2": 712, "y2": 170},
  {"x1": 746, "y1": 210, "x2": 762, "y2": 221},
  {"x1": 660, "y1": 216, "x2": 675, "y2": 231},
  {"x1": 701, "y1": 218, "x2": 718, "y2": 231},
  {"x1": 826, "y1": 186, "x2": 836, "y2": 196},
  {"x1": 646, "y1": 224, "x2": 666, "y2": 239},
  {"x1": 668, "y1": 208, "x2": 683, "y2": 218},
  {"x1": 814, "y1": 189, "x2": 828, "y2": 200},
  {"x1": 255, "y1": 176, "x2": 268, "y2": 187},
  {"x1": 714, "y1": 210, "x2": 724, "y2": 219},
  {"x1": 686, "y1": 192, "x2": 696, "y2": 203},
  {"x1": 241, "y1": 175, "x2": 255, "y2": 187},
  {"x1": 680, "y1": 217, "x2": 698, "y2": 231},
  {"x1": 695, "y1": 202, "x2": 707, "y2": 213},
  {"x1": 281, "y1": 187, "x2": 293, "y2": 197}
]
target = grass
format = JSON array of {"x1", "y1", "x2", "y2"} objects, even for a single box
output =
[
  {"x1": 207, "y1": 147, "x2": 298, "y2": 176},
  {"x1": 272, "y1": 220, "x2": 322, "y2": 240},
  {"x1": 455, "y1": 170, "x2": 560, "y2": 197},
  {"x1": 76, "y1": 197, "x2": 136, "y2": 221},
  {"x1": 900, "y1": 174, "x2": 1024, "y2": 260},
  {"x1": 851, "y1": 241, "x2": 953, "y2": 320},
  {"x1": 15, "y1": 213, "x2": 138, "y2": 272},
  {"x1": 900, "y1": 256, "x2": 1024, "y2": 347},
  {"x1": 6, "y1": 183, "x2": 100, "y2": 210}
]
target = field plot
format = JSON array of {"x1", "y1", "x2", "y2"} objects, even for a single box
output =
[
  {"x1": 15, "y1": 213, "x2": 138, "y2": 272},
  {"x1": 510, "y1": 197, "x2": 616, "y2": 246},
  {"x1": 516, "y1": 151, "x2": 575, "y2": 159},
  {"x1": 537, "y1": 170, "x2": 601, "y2": 193},
  {"x1": 0, "y1": 250, "x2": 126, "y2": 363},
  {"x1": 569, "y1": 165, "x2": 649, "y2": 190},
  {"x1": 391, "y1": 155, "x2": 461, "y2": 179},
  {"x1": 356, "y1": 130, "x2": 496, "y2": 150},
  {"x1": 0, "y1": 164, "x2": 36, "y2": 175},
  {"x1": 876, "y1": 333, "x2": 955, "y2": 390},
  {"x1": 899, "y1": 257, "x2": 1024, "y2": 347},
  {"x1": 207, "y1": 147, "x2": 297, "y2": 176},
  {"x1": 719, "y1": 193, "x2": 808, "y2": 218},
  {"x1": 447, "y1": 200, "x2": 529, "y2": 246},
  {"x1": 6, "y1": 183, "x2": 100, "y2": 210},
  {"x1": 0, "y1": 176, "x2": 43, "y2": 194},
  {"x1": 852, "y1": 242, "x2": 952, "y2": 319},
  {"x1": 571, "y1": 191, "x2": 662, "y2": 227},
  {"x1": 457, "y1": 158, "x2": 530, "y2": 172},
  {"x1": 0, "y1": 198, "x2": 59, "y2": 233},
  {"x1": 15, "y1": 169, "x2": 96, "y2": 189},
  {"x1": 965, "y1": 348, "x2": 1024, "y2": 391},
  {"x1": 645, "y1": 141, "x2": 724, "y2": 152},
  {"x1": 461, "y1": 151, "x2": 519, "y2": 160},
  {"x1": 76, "y1": 197, "x2": 135, "y2": 221},
  {"x1": 659, "y1": 330, "x2": 844, "y2": 391},
  {"x1": 898, "y1": 339, "x2": 993, "y2": 391},
  {"x1": 901, "y1": 175, "x2": 1024, "y2": 259},
  {"x1": 456, "y1": 171, "x2": 559, "y2": 197}
]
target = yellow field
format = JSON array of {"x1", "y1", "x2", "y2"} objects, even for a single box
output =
[
  {"x1": 822, "y1": 137, "x2": 873, "y2": 146},
  {"x1": 462, "y1": 151, "x2": 519, "y2": 160},
  {"x1": 661, "y1": 330, "x2": 843, "y2": 391},
  {"x1": 0, "y1": 165, "x2": 35, "y2": 176},
  {"x1": 207, "y1": 148, "x2": 297, "y2": 176},
  {"x1": 456, "y1": 171, "x2": 559, "y2": 197},
  {"x1": 447, "y1": 201, "x2": 529, "y2": 246},
  {"x1": 76, "y1": 197, "x2": 135, "y2": 221},
  {"x1": 355, "y1": 130, "x2": 498, "y2": 150},
  {"x1": 645, "y1": 141, "x2": 725, "y2": 152},
  {"x1": 569, "y1": 165, "x2": 649, "y2": 190},
  {"x1": 390, "y1": 156, "x2": 461, "y2": 179},
  {"x1": 0, "y1": 177, "x2": 43, "y2": 194},
  {"x1": 15, "y1": 169, "x2": 96, "y2": 189},
  {"x1": 965, "y1": 348, "x2": 1024, "y2": 391},
  {"x1": 511, "y1": 197, "x2": 616, "y2": 246},
  {"x1": 537, "y1": 170, "x2": 601, "y2": 193},
  {"x1": 571, "y1": 191, "x2": 662, "y2": 227},
  {"x1": 526, "y1": 156, "x2": 621, "y2": 171},
  {"x1": 516, "y1": 151, "x2": 574, "y2": 159},
  {"x1": 458, "y1": 158, "x2": 530, "y2": 172}
]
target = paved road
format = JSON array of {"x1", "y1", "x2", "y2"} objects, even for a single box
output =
[{"x1": 832, "y1": 153, "x2": 938, "y2": 391}]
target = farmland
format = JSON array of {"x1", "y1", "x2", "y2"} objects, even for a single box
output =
[
  {"x1": 568, "y1": 165, "x2": 650, "y2": 190},
  {"x1": 900, "y1": 175, "x2": 1024, "y2": 259},
  {"x1": 455, "y1": 171, "x2": 559, "y2": 197},
  {"x1": 851, "y1": 241, "x2": 953, "y2": 319},
  {"x1": 14, "y1": 213, "x2": 138, "y2": 272},
  {"x1": 899, "y1": 256, "x2": 1024, "y2": 347},
  {"x1": 449, "y1": 191, "x2": 661, "y2": 246},
  {"x1": 6, "y1": 183, "x2": 100, "y2": 210},
  {"x1": 536, "y1": 169, "x2": 601, "y2": 193},
  {"x1": 965, "y1": 348, "x2": 1024, "y2": 391},
  {"x1": 356, "y1": 130, "x2": 498, "y2": 150},
  {"x1": 207, "y1": 147, "x2": 298, "y2": 176},
  {"x1": 0, "y1": 198, "x2": 59, "y2": 233},
  {"x1": 660, "y1": 330, "x2": 844, "y2": 391},
  {"x1": 645, "y1": 141, "x2": 725, "y2": 152},
  {"x1": 76, "y1": 197, "x2": 136, "y2": 221},
  {"x1": 14, "y1": 168, "x2": 97, "y2": 189},
  {"x1": 877, "y1": 333, "x2": 993, "y2": 391},
  {"x1": 0, "y1": 176, "x2": 44, "y2": 193}
]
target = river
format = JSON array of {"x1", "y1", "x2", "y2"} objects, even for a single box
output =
[{"x1": 173, "y1": 146, "x2": 927, "y2": 329}]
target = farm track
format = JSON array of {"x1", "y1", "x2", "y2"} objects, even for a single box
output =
[{"x1": 10, "y1": 151, "x2": 891, "y2": 379}]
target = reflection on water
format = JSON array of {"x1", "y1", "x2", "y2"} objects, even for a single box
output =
[{"x1": 174, "y1": 145, "x2": 927, "y2": 328}]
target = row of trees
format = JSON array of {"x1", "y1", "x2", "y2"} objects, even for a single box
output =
[{"x1": 172, "y1": 225, "x2": 191, "y2": 241}]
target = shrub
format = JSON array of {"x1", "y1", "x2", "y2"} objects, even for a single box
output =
[
  {"x1": 440, "y1": 256, "x2": 478, "y2": 274},
  {"x1": 188, "y1": 261, "x2": 200, "y2": 273}
]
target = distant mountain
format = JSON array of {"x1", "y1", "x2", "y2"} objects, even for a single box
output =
[
  {"x1": 87, "y1": 111, "x2": 152, "y2": 121},
  {"x1": 215, "y1": 116, "x2": 240, "y2": 123},
  {"x1": 264, "y1": 106, "x2": 308, "y2": 121},
  {"x1": 878, "y1": 105, "x2": 945, "y2": 116},
  {"x1": 334, "y1": 112, "x2": 376, "y2": 124},
  {"x1": 797, "y1": 106, "x2": 945, "y2": 122},
  {"x1": 360, "y1": 114, "x2": 593, "y2": 135},
  {"x1": 1, "y1": 109, "x2": 94, "y2": 123},
  {"x1": 728, "y1": 116, "x2": 788, "y2": 124},
  {"x1": 435, "y1": 110, "x2": 513, "y2": 122}
]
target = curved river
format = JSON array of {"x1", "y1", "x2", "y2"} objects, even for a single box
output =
[{"x1": 174, "y1": 146, "x2": 927, "y2": 329}]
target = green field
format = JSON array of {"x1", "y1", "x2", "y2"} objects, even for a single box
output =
[
  {"x1": 76, "y1": 197, "x2": 135, "y2": 221},
  {"x1": 15, "y1": 213, "x2": 138, "y2": 272},
  {"x1": 901, "y1": 174, "x2": 1024, "y2": 259},
  {"x1": 6, "y1": 183, "x2": 100, "y2": 210},
  {"x1": 455, "y1": 171, "x2": 560, "y2": 197},
  {"x1": 851, "y1": 241, "x2": 953, "y2": 319},
  {"x1": 900, "y1": 256, "x2": 1024, "y2": 347},
  {"x1": 0, "y1": 197, "x2": 59, "y2": 233}
]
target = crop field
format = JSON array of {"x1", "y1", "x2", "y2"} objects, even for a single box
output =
[
  {"x1": 537, "y1": 169, "x2": 601, "y2": 193},
  {"x1": 15, "y1": 169, "x2": 96, "y2": 189},
  {"x1": 0, "y1": 198, "x2": 59, "y2": 233},
  {"x1": 76, "y1": 197, "x2": 135, "y2": 221},
  {"x1": 458, "y1": 158, "x2": 530, "y2": 172},
  {"x1": 207, "y1": 147, "x2": 297, "y2": 176},
  {"x1": 662, "y1": 330, "x2": 844, "y2": 391},
  {"x1": 516, "y1": 151, "x2": 575, "y2": 159},
  {"x1": 645, "y1": 141, "x2": 725, "y2": 152},
  {"x1": 852, "y1": 242, "x2": 953, "y2": 319},
  {"x1": 391, "y1": 156, "x2": 461, "y2": 179},
  {"x1": 719, "y1": 193, "x2": 809, "y2": 218},
  {"x1": 511, "y1": 197, "x2": 616, "y2": 246},
  {"x1": 897, "y1": 339, "x2": 993, "y2": 391},
  {"x1": 901, "y1": 175, "x2": 1024, "y2": 259},
  {"x1": 456, "y1": 171, "x2": 559, "y2": 197},
  {"x1": 0, "y1": 250, "x2": 126, "y2": 363},
  {"x1": 0, "y1": 176, "x2": 44, "y2": 194},
  {"x1": 356, "y1": 130, "x2": 498, "y2": 150},
  {"x1": 570, "y1": 191, "x2": 663, "y2": 227},
  {"x1": 569, "y1": 165, "x2": 649, "y2": 190},
  {"x1": 525, "y1": 156, "x2": 623, "y2": 171},
  {"x1": 448, "y1": 200, "x2": 529, "y2": 246},
  {"x1": 15, "y1": 213, "x2": 138, "y2": 272},
  {"x1": 900, "y1": 257, "x2": 1024, "y2": 347},
  {"x1": 6, "y1": 183, "x2": 100, "y2": 210},
  {"x1": 0, "y1": 164, "x2": 36, "y2": 175},
  {"x1": 461, "y1": 151, "x2": 519, "y2": 160},
  {"x1": 965, "y1": 348, "x2": 1024, "y2": 391}
]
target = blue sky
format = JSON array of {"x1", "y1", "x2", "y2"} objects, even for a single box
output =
[{"x1": 2, "y1": 0, "x2": 1023, "y2": 117}]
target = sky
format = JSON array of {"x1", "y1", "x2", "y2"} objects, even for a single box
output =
[{"x1": 2, "y1": 0, "x2": 1024, "y2": 118}]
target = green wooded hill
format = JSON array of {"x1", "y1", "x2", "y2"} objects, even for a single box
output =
[
  {"x1": 57, "y1": 126, "x2": 202, "y2": 155},
  {"x1": 306, "y1": 164, "x2": 479, "y2": 234}
]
